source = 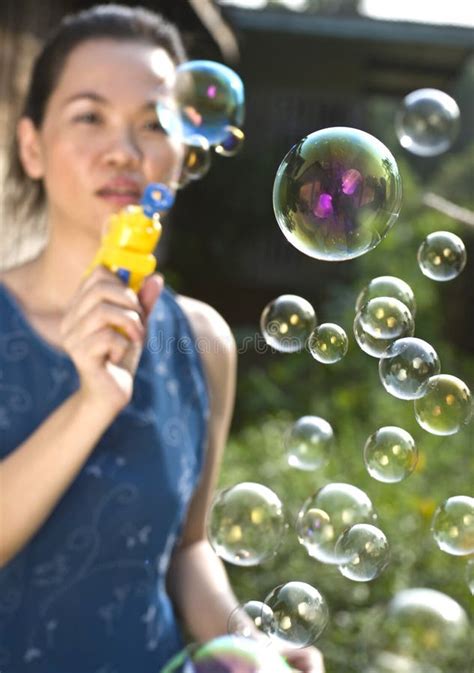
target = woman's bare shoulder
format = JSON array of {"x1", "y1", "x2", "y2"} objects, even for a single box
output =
[
  {"x1": 174, "y1": 293, "x2": 237, "y2": 406},
  {"x1": 174, "y1": 293, "x2": 235, "y2": 350}
]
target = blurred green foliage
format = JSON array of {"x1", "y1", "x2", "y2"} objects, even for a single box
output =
[{"x1": 217, "y1": 122, "x2": 474, "y2": 671}]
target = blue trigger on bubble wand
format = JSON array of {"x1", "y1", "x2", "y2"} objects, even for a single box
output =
[{"x1": 84, "y1": 182, "x2": 174, "y2": 292}]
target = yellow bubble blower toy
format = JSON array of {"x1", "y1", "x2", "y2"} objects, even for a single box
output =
[{"x1": 84, "y1": 182, "x2": 175, "y2": 292}]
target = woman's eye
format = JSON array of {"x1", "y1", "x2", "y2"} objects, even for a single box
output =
[
  {"x1": 73, "y1": 112, "x2": 102, "y2": 125},
  {"x1": 143, "y1": 119, "x2": 166, "y2": 133}
]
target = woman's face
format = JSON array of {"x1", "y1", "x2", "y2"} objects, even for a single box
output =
[{"x1": 23, "y1": 38, "x2": 184, "y2": 236}]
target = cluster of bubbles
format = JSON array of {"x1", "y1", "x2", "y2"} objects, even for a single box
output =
[
  {"x1": 206, "y1": 484, "x2": 334, "y2": 648},
  {"x1": 163, "y1": 79, "x2": 471, "y2": 668},
  {"x1": 353, "y1": 276, "x2": 416, "y2": 358},
  {"x1": 226, "y1": 581, "x2": 329, "y2": 651},
  {"x1": 296, "y1": 483, "x2": 390, "y2": 582},
  {"x1": 156, "y1": 60, "x2": 246, "y2": 188},
  {"x1": 149, "y1": 58, "x2": 472, "y2": 673},
  {"x1": 207, "y1": 480, "x2": 390, "y2": 592},
  {"x1": 260, "y1": 294, "x2": 348, "y2": 364},
  {"x1": 352, "y1": 275, "x2": 473, "y2": 436}
]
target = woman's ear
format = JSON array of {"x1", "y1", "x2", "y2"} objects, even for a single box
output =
[{"x1": 17, "y1": 117, "x2": 44, "y2": 179}]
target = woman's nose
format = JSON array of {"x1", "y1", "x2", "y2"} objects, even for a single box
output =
[{"x1": 102, "y1": 129, "x2": 142, "y2": 167}]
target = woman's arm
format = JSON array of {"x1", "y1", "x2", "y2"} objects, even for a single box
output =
[
  {"x1": 167, "y1": 296, "x2": 239, "y2": 640},
  {"x1": 0, "y1": 391, "x2": 118, "y2": 568}
]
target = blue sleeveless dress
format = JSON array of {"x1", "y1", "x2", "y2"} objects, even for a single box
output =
[{"x1": 0, "y1": 282, "x2": 210, "y2": 673}]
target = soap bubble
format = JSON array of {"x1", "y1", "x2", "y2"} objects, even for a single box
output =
[
  {"x1": 431, "y1": 495, "x2": 474, "y2": 556},
  {"x1": 363, "y1": 426, "x2": 417, "y2": 483},
  {"x1": 175, "y1": 135, "x2": 212, "y2": 188},
  {"x1": 285, "y1": 415, "x2": 334, "y2": 470},
  {"x1": 335, "y1": 523, "x2": 390, "y2": 581},
  {"x1": 414, "y1": 374, "x2": 473, "y2": 435},
  {"x1": 308, "y1": 323, "x2": 348, "y2": 364},
  {"x1": 227, "y1": 601, "x2": 275, "y2": 642},
  {"x1": 192, "y1": 635, "x2": 293, "y2": 673},
  {"x1": 273, "y1": 127, "x2": 402, "y2": 261},
  {"x1": 157, "y1": 60, "x2": 245, "y2": 146},
  {"x1": 260, "y1": 294, "x2": 316, "y2": 353},
  {"x1": 355, "y1": 275, "x2": 416, "y2": 316},
  {"x1": 215, "y1": 125, "x2": 245, "y2": 156},
  {"x1": 466, "y1": 559, "x2": 474, "y2": 596},
  {"x1": 264, "y1": 581, "x2": 329, "y2": 648},
  {"x1": 383, "y1": 588, "x2": 470, "y2": 664},
  {"x1": 395, "y1": 88, "x2": 460, "y2": 157},
  {"x1": 358, "y1": 297, "x2": 414, "y2": 340},
  {"x1": 379, "y1": 338, "x2": 441, "y2": 400},
  {"x1": 353, "y1": 308, "x2": 415, "y2": 358},
  {"x1": 296, "y1": 483, "x2": 377, "y2": 564},
  {"x1": 207, "y1": 482, "x2": 285, "y2": 566},
  {"x1": 417, "y1": 231, "x2": 467, "y2": 281}
]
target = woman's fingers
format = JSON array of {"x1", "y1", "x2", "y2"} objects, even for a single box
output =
[
  {"x1": 138, "y1": 272, "x2": 164, "y2": 320},
  {"x1": 63, "y1": 301, "x2": 145, "y2": 345},
  {"x1": 62, "y1": 266, "x2": 144, "y2": 331}
]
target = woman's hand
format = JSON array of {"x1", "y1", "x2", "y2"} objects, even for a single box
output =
[
  {"x1": 59, "y1": 266, "x2": 162, "y2": 414},
  {"x1": 281, "y1": 646, "x2": 326, "y2": 673}
]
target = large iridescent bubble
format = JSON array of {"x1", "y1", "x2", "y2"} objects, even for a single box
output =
[
  {"x1": 273, "y1": 127, "x2": 402, "y2": 261},
  {"x1": 395, "y1": 88, "x2": 460, "y2": 157},
  {"x1": 157, "y1": 60, "x2": 245, "y2": 146}
]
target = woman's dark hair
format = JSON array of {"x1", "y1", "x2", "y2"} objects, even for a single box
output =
[{"x1": 7, "y1": 4, "x2": 187, "y2": 223}]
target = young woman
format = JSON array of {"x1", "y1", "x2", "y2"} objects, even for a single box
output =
[{"x1": 0, "y1": 5, "x2": 325, "y2": 672}]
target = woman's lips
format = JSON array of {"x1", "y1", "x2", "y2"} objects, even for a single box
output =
[{"x1": 96, "y1": 189, "x2": 141, "y2": 207}]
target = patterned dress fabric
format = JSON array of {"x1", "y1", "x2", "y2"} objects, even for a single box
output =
[{"x1": 0, "y1": 282, "x2": 209, "y2": 673}]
